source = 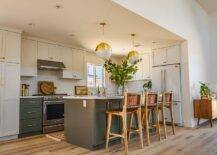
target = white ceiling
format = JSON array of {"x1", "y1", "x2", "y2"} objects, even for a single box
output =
[
  {"x1": 197, "y1": 0, "x2": 217, "y2": 14},
  {"x1": 0, "y1": 0, "x2": 183, "y2": 55}
]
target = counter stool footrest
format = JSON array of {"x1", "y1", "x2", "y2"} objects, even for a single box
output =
[{"x1": 109, "y1": 133, "x2": 124, "y2": 138}]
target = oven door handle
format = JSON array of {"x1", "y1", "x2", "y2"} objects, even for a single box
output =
[
  {"x1": 43, "y1": 104, "x2": 47, "y2": 124},
  {"x1": 43, "y1": 101, "x2": 64, "y2": 105}
]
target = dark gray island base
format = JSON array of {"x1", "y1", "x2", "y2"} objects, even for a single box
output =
[{"x1": 64, "y1": 96, "x2": 123, "y2": 150}]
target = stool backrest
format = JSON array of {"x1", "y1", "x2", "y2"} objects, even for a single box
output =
[
  {"x1": 163, "y1": 92, "x2": 173, "y2": 104},
  {"x1": 145, "y1": 92, "x2": 158, "y2": 106},
  {"x1": 123, "y1": 92, "x2": 141, "y2": 109}
]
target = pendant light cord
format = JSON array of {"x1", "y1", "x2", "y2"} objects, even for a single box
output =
[
  {"x1": 100, "y1": 22, "x2": 106, "y2": 42},
  {"x1": 131, "y1": 34, "x2": 135, "y2": 50}
]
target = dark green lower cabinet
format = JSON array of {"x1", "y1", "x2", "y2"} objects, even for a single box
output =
[
  {"x1": 19, "y1": 98, "x2": 43, "y2": 138},
  {"x1": 64, "y1": 99, "x2": 122, "y2": 150}
]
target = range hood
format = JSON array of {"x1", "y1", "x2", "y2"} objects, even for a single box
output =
[{"x1": 37, "y1": 59, "x2": 66, "y2": 70}]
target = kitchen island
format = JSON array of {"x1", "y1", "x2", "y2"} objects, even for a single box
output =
[{"x1": 63, "y1": 96, "x2": 124, "y2": 150}]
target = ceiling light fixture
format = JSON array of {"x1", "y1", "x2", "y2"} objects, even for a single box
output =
[
  {"x1": 28, "y1": 23, "x2": 35, "y2": 27},
  {"x1": 127, "y1": 34, "x2": 140, "y2": 64},
  {"x1": 55, "y1": 4, "x2": 62, "y2": 9},
  {"x1": 95, "y1": 22, "x2": 112, "y2": 59}
]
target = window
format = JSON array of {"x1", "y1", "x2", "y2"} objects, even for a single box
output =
[{"x1": 87, "y1": 63, "x2": 105, "y2": 87}]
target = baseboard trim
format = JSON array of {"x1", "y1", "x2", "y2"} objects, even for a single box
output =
[{"x1": 0, "y1": 135, "x2": 18, "y2": 142}]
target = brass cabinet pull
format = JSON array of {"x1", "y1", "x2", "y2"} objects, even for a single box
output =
[
  {"x1": 27, "y1": 111, "x2": 35, "y2": 114},
  {"x1": 27, "y1": 124, "x2": 33, "y2": 127}
]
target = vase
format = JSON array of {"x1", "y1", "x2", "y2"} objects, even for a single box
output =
[
  {"x1": 117, "y1": 86, "x2": 123, "y2": 96},
  {"x1": 117, "y1": 85, "x2": 128, "y2": 96}
]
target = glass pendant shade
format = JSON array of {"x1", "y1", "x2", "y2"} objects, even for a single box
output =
[
  {"x1": 95, "y1": 22, "x2": 112, "y2": 59},
  {"x1": 127, "y1": 34, "x2": 140, "y2": 64},
  {"x1": 95, "y1": 42, "x2": 112, "y2": 59},
  {"x1": 127, "y1": 50, "x2": 140, "y2": 64}
]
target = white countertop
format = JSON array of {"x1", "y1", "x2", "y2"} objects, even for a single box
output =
[
  {"x1": 63, "y1": 95, "x2": 124, "y2": 100},
  {"x1": 20, "y1": 96, "x2": 44, "y2": 99}
]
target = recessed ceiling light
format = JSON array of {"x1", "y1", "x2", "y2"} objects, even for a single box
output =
[
  {"x1": 134, "y1": 44, "x2": 143, "y2": 47},
  {"x1": 68, "y1": 34, "x2": 75, "y2": 37},
  {"x1": 28, "y1": 23, "x2": 35, "y2": 27},
  {"x1": 55, "y1": 4, "x2": 62, "y2": 9}
]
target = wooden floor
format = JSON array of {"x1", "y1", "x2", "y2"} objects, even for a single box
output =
[{"x1": 1, "y1": 122, "x2": 217, "y2": 155}]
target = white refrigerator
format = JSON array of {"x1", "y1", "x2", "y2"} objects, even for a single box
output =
[{"x1": 152, "y1": 64, "x2": 183, "y2": 126}]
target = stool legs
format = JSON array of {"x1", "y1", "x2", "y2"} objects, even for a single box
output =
[
  {"x1": 106, "y1": 114, "x2": 112, "y2": 149},
  {"x1": 169, "y1": 106, "x2": 175, "y2": 135},
  {"x1": 144, "y1": 108, "x2": 150, "y2": 146},
  {"x1": 136, "y1": 110, "x2": 144, "y2": 148},
  {"x1": 155, "y1": 107, "x2": 161, "y2": 141},
  {"x1": 122, "y1": 114, "x2": 128, "y2": 155},
  {"x1": 161, "y1": 107, "x2": 167, "y2": 139}
]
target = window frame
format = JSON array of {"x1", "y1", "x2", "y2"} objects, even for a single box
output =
[{"x1": 87, "y1": 63, "x2": 105, "y2": 88}]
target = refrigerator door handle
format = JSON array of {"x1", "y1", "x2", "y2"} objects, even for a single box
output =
[
  {"x1": 164, "y1": 69, "x2": 167, "y2": 91},
  {"x1": 161, "y1": 70, "x2": 164, "y2": 92}
]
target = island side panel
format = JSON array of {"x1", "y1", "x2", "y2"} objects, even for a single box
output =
[{"x1": 64, "y1": 99, "x2": 95, "y2": 150}]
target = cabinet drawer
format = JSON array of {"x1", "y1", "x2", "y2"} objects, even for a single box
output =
[
  {"x1": 20, "y1": 118, "x2": 42, "y2": 134},
  {"x1": 20, "y1": 98, "x2": 43, "y2": 108},
  {"x1": 20, "y1": 107, "x2": 42, "y2": 119}
]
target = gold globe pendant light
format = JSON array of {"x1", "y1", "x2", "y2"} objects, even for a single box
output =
[
  {"x1": 95, "y1": 22, "x2": 112, "y2": 59},
  {"x1": 127, "y1": 34, "x2": 140, "y2": 64}
]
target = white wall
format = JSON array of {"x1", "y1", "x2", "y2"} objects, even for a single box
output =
[
  {"x1": 112, "y1": 0, "x2": 210, "y2": 127},
  {"x1": 209, "y1": 11, "x2": 217, "y2": 92}
]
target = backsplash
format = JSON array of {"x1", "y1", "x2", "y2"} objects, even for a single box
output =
[{"x1": 21, "y1": 70, "x2": 118, "y2": 96}]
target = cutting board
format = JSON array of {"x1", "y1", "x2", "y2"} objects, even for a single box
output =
[{"x1": 38, "y1": 81, "x2": 55, "y2": 95}]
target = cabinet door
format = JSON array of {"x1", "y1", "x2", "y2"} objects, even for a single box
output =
[
  {"x1": 142, "y1": 53, "x2": 151, "y2": 79},
  {"x1": 0, "y1": 31, "x2": 3, "y2": 61},
  {"x1": 49, "y1": 44, "x2": 61, "y2": 62},
  {"x1": 0, "y1": 62, "x2": 2, "y2": 136},
  {"x1": 37, "y1": 42, "x2": 49, "y2": 60},
  {"x1": 61, "y1": 47, "x2": 73, "y2": 70},
  {"x1": 152, "y1": 48, "x2": 167, "y2": 66},
  {"x1": 134, "y1": 60, "x2": 143, "y2": 80},
  {"x1": 166, "y1": 45, "x2": 180, "y2": 64},
  {"x1": 21, "y1": 39, "x2": 37, "y2": 76},
  {"x1": 72, "y1": 50, "x2": 84, "y2": 78},
  {"x1": 4, "y1": 31, "x2": 21, "y2": 63},
  {"x1": 1, "y1": 63, "x2": 20, "y2": 136}
]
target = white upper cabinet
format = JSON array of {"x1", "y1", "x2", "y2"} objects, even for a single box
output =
[
  {"x1": 49, "y1": 44, "x2": 61, "y2": 62},
  {"x1": 72, "y1": 49, "x2": 84, "y2": 78},
  {"x1": 132, "y1": 53, "x2": 151, "y2": 81},
  {"x1": 21, "y1": 39, "x2": 37, "y2": 76},
  {"x1": 166, "y1": 45, "x2": 180, "y2": 64},
  {"x1": 152, "y1": 48, "x2": 167, "y2": 66},
  {"x1": 142, "y1": 53, "x2": 151, "y2": 79},
  {"x1": 60, "y1": 48, "x2": 84, "y2": 79},
  {"x1": 37, "y1": 42, "x2": 61, "y2": 62},
  {"x1": 0, "y1": 31, "x2": 3, "y2": 61},
  {"x1": 60, "y1": 46, "x2": 73, "y2": 70},
  {"x1": 0, "y1": 30, "x2": 21, "y2": 63},
  {"x1": 4, "y1": 31, "x2": 21, "y2": 63},
  {"x1": 37, "y1": 42, "x2": 49, "y2": 60},
  {"x1": 152, "y1": 45, "x2": 180, "y2": 66}
]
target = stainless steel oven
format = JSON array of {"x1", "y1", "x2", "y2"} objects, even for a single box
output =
[{"x1": 43, "y1": 97, "x2": 64, "y2": 133}]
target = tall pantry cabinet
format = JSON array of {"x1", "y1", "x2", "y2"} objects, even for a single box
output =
[{"x1": 0, "y1": 28, "x2": 21, "y2": 141}]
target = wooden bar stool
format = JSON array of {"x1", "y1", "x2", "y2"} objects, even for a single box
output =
[
  {"x1": 106, "y1": 93, "x2": 144, "y2": 155},
  {"x1": 162, "y1": 91, "x2": 175, "y2": 135},
  {"x1": 142, "y1": 92, "x2": 161, "y2": 146}
]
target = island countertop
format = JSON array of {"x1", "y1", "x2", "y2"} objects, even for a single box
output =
[{"x1": 63, "y1": 95, "x2": 124, "y2": 100}]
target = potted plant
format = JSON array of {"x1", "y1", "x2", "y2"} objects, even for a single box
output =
[
  {"x1": 143, "y1": 81, "x2": 152, "y2": 92},
  {"x1": 104, "y1": 57, "x2": 140, "y2": 95},
  {"x1": 199, "y1": 82, "x2": 211, "y2": 99}
]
